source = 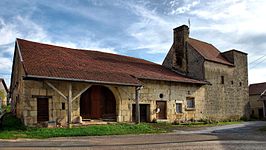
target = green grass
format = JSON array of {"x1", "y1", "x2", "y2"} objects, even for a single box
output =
[
  {"x1": 0, "y1": 114, "x2": 164, "y2": 139},
  {"x1": 0, "y1": 114, "x2": 242, "y2": 139}
]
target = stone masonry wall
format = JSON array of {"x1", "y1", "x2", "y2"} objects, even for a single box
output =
[
  {"x1": 15, "y1": 77, "x2": 206, "y2": 126},
  {"x1": 249, "y1": 95, "x2": 264, "y2": 118},
  {"x1": 203, "y1": 53, "x2": 249, "y2": 121}
]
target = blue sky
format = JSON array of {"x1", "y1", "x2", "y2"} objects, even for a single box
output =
[{"x1": 0, "y1": 0, "x2": 265, "y2": 85}]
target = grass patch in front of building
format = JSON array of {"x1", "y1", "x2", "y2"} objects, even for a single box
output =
[
  {"x1": 0, "y1": 114, "x2": 165, "y2": 139},
  {"x1": 0, "y1": 114, "x2": 243, "y2": 139}
]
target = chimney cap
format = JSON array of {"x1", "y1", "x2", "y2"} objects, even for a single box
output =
[{"x1": 173, "y1": 25, "x2": 189, "y2": 31}]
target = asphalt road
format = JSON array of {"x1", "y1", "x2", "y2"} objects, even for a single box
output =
[{"x1": 0, "y1": 121, "x2": 266, "y2": 150}]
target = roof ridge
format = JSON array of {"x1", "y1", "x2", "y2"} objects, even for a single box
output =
[
  {"x1": 189, "y1": 37, "x2": 222, "y2": 53},
  {"x1": 16, "y1": 38, "x2": 158, "y2": 65}
]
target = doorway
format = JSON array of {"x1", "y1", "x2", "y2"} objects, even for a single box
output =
[
  {"x1": 258, "y1": 108, "x2": 264, "y2": 119},
  {"x1": 156, "y1": 101, "x2": 166, "y2": 119},
  {"x1": 132, "y1": 104, "x2": 150, "y2": 122},
  {"x1": 37, "y1": 98, "x2": 49, "y2": 122},
  {"x1": 80, "y1": 85, "x2": 116, "y2": 120}
]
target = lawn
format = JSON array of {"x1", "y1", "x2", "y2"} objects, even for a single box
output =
[
  {"x1": 0, "y1": 113, "x2": 165, "y2": 139},
  {"x1": 0, "y1": 113, "x2": 242, "y2": 139}
]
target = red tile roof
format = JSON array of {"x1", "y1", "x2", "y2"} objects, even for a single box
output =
[
  {"x1": 249, "y1": 82, "x2": 266, "y2": 95},
  {"x1": 188, "y1": 38, "x2": 233, "y2": 66},
  {"x1": 17, "y1": 39, "x2": 205, "y2": 86}
]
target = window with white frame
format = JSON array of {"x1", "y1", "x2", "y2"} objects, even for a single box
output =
[
  {"x1": 186, "y1": 97, "x2": 195, "y2": 109},
  {"x1": 176, "y1": 103, "x2": 182, "y2": 113}
]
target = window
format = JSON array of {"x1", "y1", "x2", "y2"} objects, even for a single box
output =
[
  {"x1": 176, "y1": 103, "x2": 182, "y2": 113},
  {"x1": 186, "y1": 97, "x2": 195, "y2": 109},
  {"x1": 62, "y1": 103, "x2": 65, "y2": 110},
  {"x1": 231, "y1": 81, "x2": 234, "y2": 85},
  {"x1": 239, "y1": 82, "x2": 242, "y2": 86},
  {"x1": 221, "y1": 76, "x2": 224, "y2": 84}
]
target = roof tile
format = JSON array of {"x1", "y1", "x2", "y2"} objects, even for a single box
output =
[
  {"x1": 17, "y1": 39, "x2": 205, "y2": 86},
  {"x1": 188, "y1": 38, "x2": 233, "y2": 66}
]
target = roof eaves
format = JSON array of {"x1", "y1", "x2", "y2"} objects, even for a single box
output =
[
  {"x1": 138, "y1": 77, "x2": 207, "y2": 85},
  {"x1": 204, "y1": 58, "x2": 235, "y2": 66},
  {"x1": 23, "y1": 75, "x2": 142, "y2": 87}
]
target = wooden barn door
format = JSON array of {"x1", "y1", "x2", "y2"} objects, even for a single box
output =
[
  {"x1": 37, "y1": 98, "x2": 49, "y2": 122},
  {"x1": 90, "y1": 86, "x2": 102, "y2": 118},
  {"x1": 80, "y1": 85, "x2": 116, "y2": 120},
  {"x1": 156, "y1": 101, "x2": 166, "y2": 119}
]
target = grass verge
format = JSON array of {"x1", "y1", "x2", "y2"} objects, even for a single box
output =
[
  {"x1": 0, "y1": 113, "x2": 165, "y2": 139},
  {"x1": 0, "y1": 114, "x2": 242, "y2": 139}
]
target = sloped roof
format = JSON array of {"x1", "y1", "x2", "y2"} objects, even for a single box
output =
[
  {"x1": 249, "y1": 82, "x2": 266, "y2": 95},
  {"x1": 17, "y1": 39, "x2": 205, "y2": 86},
  {"x1": 188, "y1": 38, "x2": 233, "y2": 66}
]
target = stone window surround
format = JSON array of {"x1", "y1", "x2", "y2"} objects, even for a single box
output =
[
  {"x1": 185, "y1": 97, "x2": 196, "y2": 111},
  {"x1": 176, "y1": 102, "x2": 182, "y2": 113}
]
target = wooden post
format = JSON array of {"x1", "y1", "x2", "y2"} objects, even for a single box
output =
[
  {"x1": 68, "y1": 83, "x2": 72, "y2": 128},
  {"x1": 135, "y1": 86, "x2": 141, "y2": 124}
]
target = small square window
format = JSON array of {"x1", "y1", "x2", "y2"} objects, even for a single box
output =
[
  {"x1": 221, "y1": 76, "x2": 224, "y2": 84},
  {"x1": 176, "y1": 103, "x2": 182, "y2": 113},
  {"x1": 186, "y1": 97, "x2": 195, "y2": 109},
  {"x1": 62, "y1": 103, "x2": 65, "y2": 110}
]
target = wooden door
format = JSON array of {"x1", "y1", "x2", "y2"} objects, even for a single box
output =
[
  {"x1": 80, "y1": 88, "x2": 92, "y2": 119},
  {"x1": 156, "y1": 101, "x2": 166, "y2": 119},
  {"x1": 80, "y1": 85, "x2": 116, "y2": 120},
  {"x1": 37, "y1": 98, "x2": 49, "y2": 122},
  {"x1": 258, "y1": 108, "x2": 264, "y2": 119},
  {"x1": 132, "y1": 104, "x2": 149, "y2": 122},
  {"x1": 90, "y1": 86, "x2": 102, "y2": 118}
]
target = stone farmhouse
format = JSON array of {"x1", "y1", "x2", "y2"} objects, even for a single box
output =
[
  {"x1": 10, "y1": 25, "x2": 249, "y2": 127},
  {"x1": 249, "y1": 82, "x2": 266, "y2": 119},
  {"x1": 0, "y1": 78, "x2": 8, "y2": 108}
]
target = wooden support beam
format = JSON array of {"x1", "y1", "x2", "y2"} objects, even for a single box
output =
[
  {"x1": 72, "y1": 85, "x2": 91, "y2": 102},
  {"x1": 45, "y1": 81, "x2": 67, "y2": 100},
  {"x1": 67, "y1": 83, "x2": 72, "y2": 128},
  {"x1": 135, "y1": 86, "x2": 141, "y2": 124}
]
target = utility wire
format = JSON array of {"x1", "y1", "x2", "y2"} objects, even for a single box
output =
[
  {"x1": 249, "y1": 54, "x2": 266, "y2": 65},
  {"x1": 249, "y1": 56, "x2": 266, "y2": 70}
]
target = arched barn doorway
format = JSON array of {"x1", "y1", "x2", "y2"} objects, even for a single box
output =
[{"x1": 80, "y1": 85, "x2": 116, "y2": 121}]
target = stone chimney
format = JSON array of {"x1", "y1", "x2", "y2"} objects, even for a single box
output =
[{"x1": 163, "y1": 25, "x2": 189, "y2": 74}]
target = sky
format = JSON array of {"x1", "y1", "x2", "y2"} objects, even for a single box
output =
[{"x1": 0, "y1": 0, "x2": 265, "y2": 86}]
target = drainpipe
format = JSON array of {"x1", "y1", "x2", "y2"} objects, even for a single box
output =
[{"x1": 135, "y1": 86, "x2": 141, "y2": 124}]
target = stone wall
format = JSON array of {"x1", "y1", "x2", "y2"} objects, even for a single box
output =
[
  {"x1": 249, "y1": 95, "x2": 264, "y2": 118},
  {"x1": 13, "y1": 74, "x2": 206, "y2": 126},
  {"x1": 203, "y1": 51, "x2": 249, "y2": 121},
  {"x1": 187, "y1": 44, "x2": 205, "y2": 80}
]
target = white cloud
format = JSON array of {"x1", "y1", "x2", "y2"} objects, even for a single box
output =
[
  {"x1": 0, "y1": 18, "x2": 20, "y2": 45},
  {"x1": 124, "y1": 2, "x2": 175, "y2": 54},
  {"x1": 249, "y1": 67, "x2": 266, "y2": 84},
  {"x1": 169, "y1": 0, "x2": 200, "y2": 14}
]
